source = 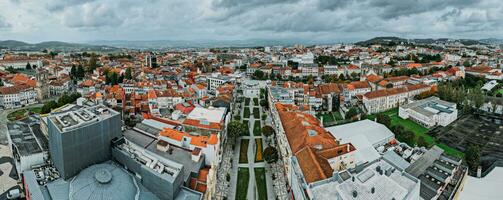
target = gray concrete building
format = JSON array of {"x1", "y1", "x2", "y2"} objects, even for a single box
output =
[{"x1": 46, "y1": 105, "x2": 122, "y2": 179}]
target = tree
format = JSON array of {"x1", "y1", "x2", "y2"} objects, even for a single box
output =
[
  {"x1": 88, "y1": 54, "x2": 99, "y2": 72},
  {"x1": 400, "y1": 130, "x2": 416, "y2": 146},
  {"x1": 6, "y1": 66, "x2": 17, "y2": 73},
  {"x1": 345, "y1": 107, "x2": 359, "y2": 119},
  {"x1": 41, "y1": 100, "x2": 58, "y2": 114},
  {"x1": 263, "y1": 146, "x2": 279, "y2": 163},
  {"x1": 465, "y1": 145, "x2": 481, "y2": 171},
  {"x1": 106, "y1": 71, "x2": 119, "y2": 85},
  {"x1": 125, "y1": 67, "x2": 133, "y2": 80},
  {"x1": 26, "y1": 62, "x2": 32, "y2": 70},
  {"x1": 77, "y1": 65, "x2": 85, "y2": 79},
  {"x1": 125, "y1": 116, "x2": 138, "y2": 127},
  {"x1": 463, "y1": 60, "x2": 472, "y2": 67},
  {"x1": 253, "y1": 70, "x2": 265, "y2": 80},
  {"x1": 338, "y1": 73, "x2": 345, "y2": 81},
  {"x1": 0, "y1": 78, "x2": 3, "y2": 86},
  {"x1": 227, "y1": 121, "x2": 247, "y2": 143},
  {"x1": 376, "y1": 113, "x2": 391, "y2": 128},
  {"x1": 70, "y1": 65, "x2": 77, "y2": 79},
  {"x1": 261, "y1": 126, "x2": 275, "y2": 137},
  {"x1": 417, "y1": 136, "x2": 429, "y2": 148}
]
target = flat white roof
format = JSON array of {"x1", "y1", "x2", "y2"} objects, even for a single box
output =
[
  {"x1": 186, "y1": 107, "x2": 226, "y2": 123},
  {"x1": 459, "y1": 167, "x2": 503, "y2": 200},
  {"x1": 326, "y1": 119, "x2": 394, "y2": 147}
]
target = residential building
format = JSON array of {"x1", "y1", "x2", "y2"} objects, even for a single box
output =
[
  {"x1": 363, "y1": 84, "x2": 431, "y2": 114},
  {"x1": 0, "y1": 84, "x2": 37, "y2": 109},
  {"x1": 270, "y1": 103, "x2": 356, "y2": 200}
]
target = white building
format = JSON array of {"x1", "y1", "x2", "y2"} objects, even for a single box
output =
[
  {"x1": 0, "y1": 59, "x2": 43, "y2": 70},
  {"x1": 206, "y1": 73, "x2": 233, "y2": 91},
  {"x1": 398, "y1": 97, "x2": 457, "y2": 128},
  {"x1": 309, "y1": 158, "x2": 421, "y2": 200},
  {"x1": 363, "y1": 84, "x2": 431, "y2": 114},
  {"x1": 326, "y1": 119, "x2": 395, "y2": 164},
  {"x1": 0, "y1": 84, "x2": 38, "y2": 109}
]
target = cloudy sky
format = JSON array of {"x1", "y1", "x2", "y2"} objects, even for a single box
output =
[{"x1": 0, "y1": 0, "x2": 502, "y2": 43}]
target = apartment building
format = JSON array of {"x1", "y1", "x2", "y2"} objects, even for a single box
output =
[
  {"x1": 0, "y1": 84, "x2": 37, "y2": 109},
  {"x1": 270, "y1": 103, "x2": 356, "y2": 200},
  {"x1": 363, "y1": 84, "x2": 431, "y2": 114}
]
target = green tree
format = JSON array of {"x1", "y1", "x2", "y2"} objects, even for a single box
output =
[
  {"x1": 263, "y1": 146, "x2": 279, "y2": 163},
  {"x1": 376, "y1": 113, "x2": 392, "y2": 128},
  {"x1": 0, "y1": 78, "x2": 4, "y2": 86},
  {"x1": 338, "y1": 73, "x2": 345, "y2": 81},
  {"x1": 125, "y1": 67, "x2": 133, "y2": 80},
  {"x1": 261, "y1": 126, "x2": 275, "y2": 137},
  {"x1": 465, "y1": 145, "x2": 481, "y2": 171},
  {"x1": 253, "y1": 70, "x2": 265, "y2": 80},
  {"x1": 417, "y1": 136, "x2": 429, "y2": 148},
  {"x1": 77, "y1": 65, "x2": 85, "y2": 79},
  {"x1": 6, "y1": 66, "x2": 16, "y2": 73},
  {"x1": 345, "y1": 107, "x2": 359, "y2": 119},
  {"x1": 26, "y1": 62, "x2": 32, "y2": 70},
  {"x1": 88, "y1": 54, "x2": 99, "y2": 72},
  {"x1": 227, "y1": 121, "x2": 247, "y2": 144},
  {"x1": 400, "y1": 130, "x2": 416, "y2": 146},
  {"x1": 70, "y1": 65, "x2": 77, "y2": 79},
  {"x1": 41, "y1": 100, "x2": 58, "y2": 114},
  {"x1": 463, "y1": 60, "x2": 472, "y2": 67}
]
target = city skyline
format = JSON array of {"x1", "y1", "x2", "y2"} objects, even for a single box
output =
[{"x1": 1, "y1": 0, "x2": 503, "y2": 43}]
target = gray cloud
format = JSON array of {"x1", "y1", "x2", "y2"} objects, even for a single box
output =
[
  {"x1": 0, "y1": 0, "x2": 502, "y2": 42},
  {"x1": 0, "y1": 15, "x2": 11, "y2": 29},
  {"x1": 369, "y1": 0, "x2": 477, "y2": 19},
  {"x1": 61, "y1": 3, "x2": 124, "y2": 28},
  {"x1": 46, "y1": 0, "x2": 97, "y2": 11}
]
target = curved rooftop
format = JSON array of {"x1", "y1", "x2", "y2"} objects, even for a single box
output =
[{"x1": 69, "y1": 163, "x2": 140, "y2": 200}]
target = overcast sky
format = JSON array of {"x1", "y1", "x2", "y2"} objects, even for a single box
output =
[{"x1": 0, "y1": 0, "x2": 502, "y2": 43}]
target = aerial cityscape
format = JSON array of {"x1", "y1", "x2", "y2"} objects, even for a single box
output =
[{"x1": 1, "y1": 0, "x2": 503, "y2": 200}]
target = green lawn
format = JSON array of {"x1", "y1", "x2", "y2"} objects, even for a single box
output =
[
  {"x1": 253, "y1": 98, "x2": 259, "y2": 105},
  {"x1": 7, "y1": 109, "x2": 28, "y2": 121},
  {"x1": 316, "y1": 112, "x2": 343, "y2": 126},
  {"x1": 236, "y1": 168, "x2": 250, "y2": 200},
  {"x1": 253, "y1": 120, "x2": 261, "y2": 136},
  {"x1": 498, "y1": 89, "x2": 503, "y2": 95},
  {"x1": 243, "y1": 120, "x2": 250, "y2": 135},
  {"x1": 245, "y1": 98, "x2": 251, "y2": 106},
  {"x1": 368, "y1": 108, "x2": 464, "y2": 158},
  {"x1": 239, "y1": 139, "x2": 249, "y2": 163},
  {"x1": 243, "y1": 107, "x2": 250, "y2": 118},
  {"x1": 253, "y1": 107, "x2": 260, "y2": 119},
  {"x1": 254, "y1": 168, "x2": 268, "y2": 200},
  {"x1": 29, "y1": 107, "x2": 42, "y2": 114}
]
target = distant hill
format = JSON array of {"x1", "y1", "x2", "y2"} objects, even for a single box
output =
[
  {"x1": 356, "y1": 37, "x2": 488, "y2": 46},
  {"x1": 355, "y1": 37, "x2": 408, "y2": 46},
  {"x1": 0, "y1": 40, "x2": 118, "y2": 52},
  {"x1": 479, "y1": 38, "x2": 503, "y2": 44}
]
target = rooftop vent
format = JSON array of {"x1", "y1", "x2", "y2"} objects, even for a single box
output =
[
  {"x1": 371, "y1": 187, "x2": 375, "y2": 194},
  {"x1": 352, "y1": 190, "x2": 357, "y2": 198}
]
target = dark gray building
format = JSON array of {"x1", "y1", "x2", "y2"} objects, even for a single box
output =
[{"x1": 46, "y1": 105, "x2": 122, "y2": 179}]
